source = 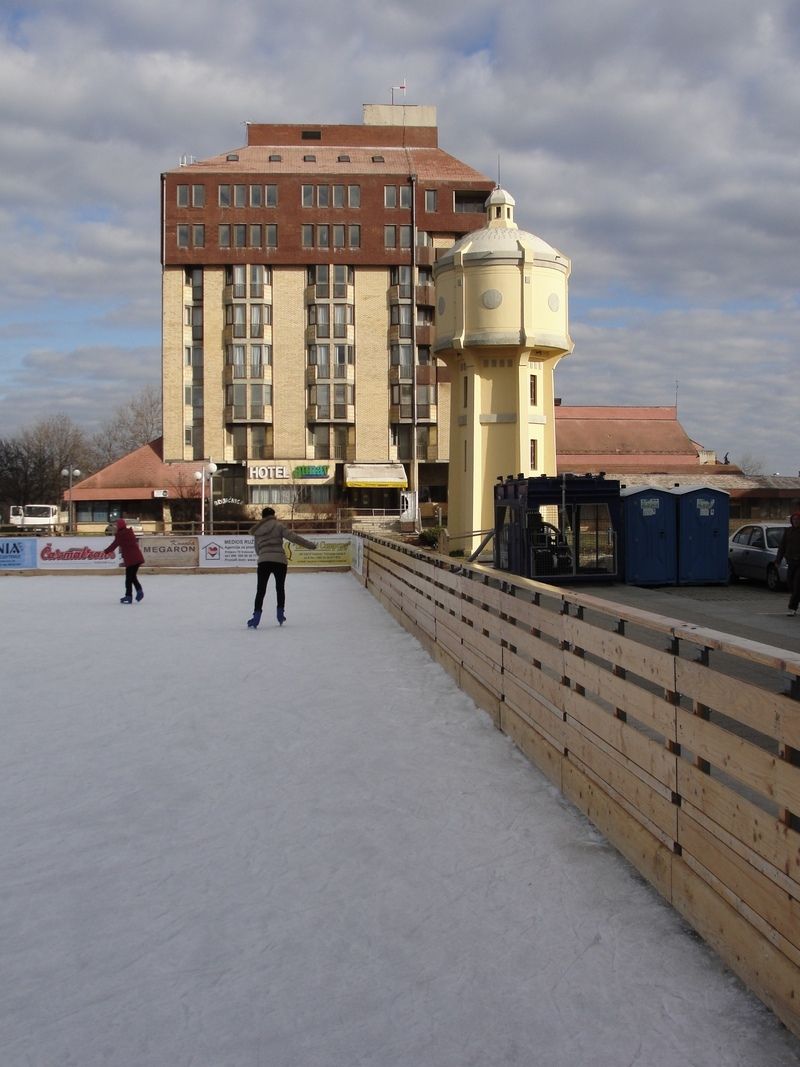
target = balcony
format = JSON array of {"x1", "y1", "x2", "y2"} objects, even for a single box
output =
[
  {"x1": 306, "y1": 365, "x2": 331, "y2": 384},
  {"x1": 224, "y1": 364, "x2": 273, "y2": 384},
  {"x1": 389, "y1": 404, "x2": 413, "y2": 422},
  {"x1": 415, "y1": 245, "x2": 436, "y2": 266},
  {"x1": 388, "y1": 324, "x2": 413, "y2": 344},
  {"x1": 416, "y1": 324, "x2": 434, "y2": 346},
  {"x1": 388, "y1": 284, "x2": 413, "y2": 303},
  {"x1": 389, "y1": 364, "x2": 414, "y2": 383},
  {"x1": 415, "y1": 283, "x2": 435, "y2": 306},
  {"x1": 224, "y1": 405, "x2": 273, "y2": 423},
  {"x1": 332, "y1": 363, "x2": 355, "y2": 382},
  {"x1": 308, "y1": 404, "x2": 354, "y2": 423}
]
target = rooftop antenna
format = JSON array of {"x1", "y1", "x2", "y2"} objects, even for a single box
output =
[
  {"x1": 675, "y1": 378, "x2": 679, "y2": 410},
  {"x1": 390, "y1": 79, "x2": 407, "y2": 105}
]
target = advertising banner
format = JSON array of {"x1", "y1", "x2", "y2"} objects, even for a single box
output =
[
  {"x1": 198, "y1": 535, "x2": 352, "y2": 569},
  {"x1": 36, "y1": 538, "x2": 120, "y2": 570},
  {"x1": 140, "y1": 537, "x2": 199, "y2": 568},
  {"x1": 0, "y1": 538, "x2": 39, "y2": 570}
]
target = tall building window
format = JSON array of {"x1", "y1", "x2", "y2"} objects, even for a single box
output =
[
  {"x1": 249, "y1": 224, "x2": 262, "y2": 248},
  {"x1": 177, "y1": 185, "x2": 189, "y2": 207},
  {"x1": 250, "y1": 185, "x2": 263, "y2": 207},
  {"x1": 265, "y1": 224, "x2": 277, "y2": 247},
  {"x1": 317, "y1": 225, "x2": 330, "y2": 249},
  {"x1": 219, "y1": 224, "x2": 231, "y2": 248},
  {"x1": 529, "y1": 374, "x2": 538, "y2": 405},
  {"x1": 177, "y1": 225, "x2": 189, "y2": 248},
  {"x1": 530, "y1": 439, "x2": 538, "y2": 470},
  {"x1": 333, "y1": 224, "x2": 345, "y2": 248},
  {"x1": 266, "y1": 184, "x2": 278, "y2": 207},
  {"x1": 333, "y1": 265, "x2": 352, "y2": 297},
  {"x1": 399, "y1": 185, "x2": 412, "y2": 208},
  {"x1": 384, "y1": 185, "x2": 398, "y2": 208},
  {"x1": 219, "y1": 184, "x2": 231, "y2": 207},
  {"x1": 390, "y1": 265, "x2": 412, "y2": 297},
  {"x1": 192, "y1": 184, "x2": 205, "y2": 207},
  {"x1": 384, "y1": 225, "x2": 397, "y2": 248},
  {"x1": 302, "y1": 225, "x2": 314, "y2": 248},
  {"x1": 192, "y1": 225, "x2": 204, "y2": 248},
  {"x1": 399, "y1": 225, "x2": 413, "y2": 248},
  {"x1": 317, "y1": 185, "x2": 330, "y2": 207},
  {"x1": 332, "y1": 184, "x2": 345, "y2": 208},
  {"x1": 348, "y1": 185, "x2": 361, "y2": 208},
  {"x1": 424, "y1": 189, "x2": 437, "y2": 212},
  {"x1": 348, "y1": 225, "x2": 360, "y2": 247},
  {"x1": 234, "y1": 224, "x2": 247, "y2": 248},
  {"x1": 301, "y1": 185, "x2": 314, "y2": 207},
  {"x1": 234, "y1": 184, "x2": 247, "y2": 208},
  {"x1": 390, "y1": 304, "x2": 412, "y2": 336}
]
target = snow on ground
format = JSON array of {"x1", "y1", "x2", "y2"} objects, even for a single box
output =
[{"x1": 2, "y1": 571, "x2": 799, "y2": 1067}]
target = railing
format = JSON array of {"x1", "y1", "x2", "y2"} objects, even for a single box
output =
[{"x1": 356, "y1": 534, "x2": 800, "y2": 1038}]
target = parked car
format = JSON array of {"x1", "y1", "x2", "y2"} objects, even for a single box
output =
[{"x1": 728, "y1": 523, "x2": 789, "y2": 590}]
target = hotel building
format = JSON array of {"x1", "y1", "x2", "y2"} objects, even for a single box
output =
[{"x1": 160, "y1": 104, "x2": 494, "y2": 516}]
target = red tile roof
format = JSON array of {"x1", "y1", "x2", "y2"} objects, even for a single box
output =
[{"x1": 67, "y1": 439, "x2": 201, "y2": 501}]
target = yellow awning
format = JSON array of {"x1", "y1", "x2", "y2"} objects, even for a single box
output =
[{"x1": 344, "y1": 463, "x2": 408, "y2": 489}]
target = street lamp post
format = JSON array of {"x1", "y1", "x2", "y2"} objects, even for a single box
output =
[
  {"x1": 193, "y1": 460, "x2": 218, "y2": 536},
  {"x1": 60, "y1": 466, "x2": 81, "y2": 533}
]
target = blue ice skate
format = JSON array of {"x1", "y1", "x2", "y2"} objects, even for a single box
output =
[
  {"x1": 247, "y1": 610, "x2": 262, "y2": 629},
  {"x1": 120, "y1": 595, "x2": 132, "y2": 604},
  {"x1": 277, "y1": 608, "x2": 286, "y2": 626},
  {"x1": 135, "y1": 589, "x2": 144, "y2": 602}
]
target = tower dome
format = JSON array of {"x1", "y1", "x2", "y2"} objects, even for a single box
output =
[{"x1": 433, "y1": 187, "x2": 572, "y2": 355}]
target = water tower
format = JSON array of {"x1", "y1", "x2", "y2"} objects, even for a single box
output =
[{"x1": 433, "y1": 188, "x2": 573, "y2": 555}]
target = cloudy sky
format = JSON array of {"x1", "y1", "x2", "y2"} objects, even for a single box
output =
[{"x1": 0, "y1": 0, "x2": 798, "y2": 473}]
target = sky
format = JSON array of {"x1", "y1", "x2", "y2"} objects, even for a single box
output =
[
  {"x1": 0, "y1": 0, "x2": 798, "y2": 474},
  {"x1": 3, "y1": 570, "x2": 800, "y2": 1065}
]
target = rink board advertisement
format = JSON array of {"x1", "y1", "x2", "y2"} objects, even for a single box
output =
[
  {"x1": 198, "y1": 535, "x2": 352, "y2": 569},
  {"x1": 0, "y1": 534, "x2": 353, "y2": 571}
]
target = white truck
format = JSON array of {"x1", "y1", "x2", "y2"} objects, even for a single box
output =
[{"x1": 9, "y1": 505, "x2": 67, "y2": 531}]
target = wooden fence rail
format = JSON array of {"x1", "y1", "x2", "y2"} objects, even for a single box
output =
[{"x1": 356, "y1": 534, "x2": 800, "y2": 1036}]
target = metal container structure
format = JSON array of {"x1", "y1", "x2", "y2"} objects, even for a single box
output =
[{"x1": 494, "y1": 474, "x2": 622, "y2": 583}]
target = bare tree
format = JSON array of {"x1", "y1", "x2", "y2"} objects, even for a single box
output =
[
  {"x1": 736, "y1": 452, "x2": 766, "y2": 476},
  {"x1": 0, "y1": 414, "x2": 91, "y2": 505},
  {"x1": 88, "y1": 384, "x2": 163, "y2": 470}
]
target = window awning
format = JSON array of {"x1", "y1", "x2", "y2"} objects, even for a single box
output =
[{"x1": 344, "y1": 463, "x2": 408, "y2": 489}]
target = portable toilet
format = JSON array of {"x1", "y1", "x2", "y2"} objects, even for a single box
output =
[
  {"x1": 621, "y1": 486, "x2": 677, "y2": 585},
  {"x1": 674, "y1": 485, "x2": 730, "y2": 584}
]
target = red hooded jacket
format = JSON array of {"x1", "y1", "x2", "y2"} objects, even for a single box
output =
[{"x1": 104, "y1": 520, "x2": 144, "y2": 566}]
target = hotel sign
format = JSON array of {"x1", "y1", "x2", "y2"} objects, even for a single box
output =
[{"x1": 248, "y1": 462, "x2": 331, "y2": 481}]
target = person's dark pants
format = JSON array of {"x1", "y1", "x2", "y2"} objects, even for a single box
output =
[
  {"x1": 787, "y1": 559, "x2": 800, "y2": 611},
  {"x1": 254, "y1": 561, "x2": 287, "y2": 612},
  {"x1": 125, "y1": 564, "x2": 142, "y2": 598}
]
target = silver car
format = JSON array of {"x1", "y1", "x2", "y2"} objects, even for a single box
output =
[{"x1": 728, "y1": 523, "x2": 789, "y2": 590}]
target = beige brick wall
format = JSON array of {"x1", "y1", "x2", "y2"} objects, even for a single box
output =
[
  {"x1": 354, "y1": 268, "x2": 390, "y2": 460},
  {"x1": 161, "y1": 269, "x2": 186, "y2": 462},
  {"x1": 202, "y1": 267, "x2": 225, "y2": 461},
  {"x1": 272, "y1": 268, "x2": 307, "y2": 458}
]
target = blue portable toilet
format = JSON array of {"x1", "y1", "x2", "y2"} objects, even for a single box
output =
[
  {"x1": 673, "y1": 485, "x2": 730, "y2": 584},
  {"x1": 621, "y1": 486, "x2": 677, "y2": 585}
]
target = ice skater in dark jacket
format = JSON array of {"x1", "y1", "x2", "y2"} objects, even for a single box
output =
[
  {"x1": 776, "y1": 512, "x2": 800, "y2": 616},
  {"x1": 104, "y1": 518, "x2": 145, "y2": 604},
  {"x1": 247, "y1": 507, "x2": 317, "y2": 628}
]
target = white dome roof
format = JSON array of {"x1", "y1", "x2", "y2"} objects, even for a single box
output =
[{"x1": 436, "y1": 187, "x2": 567, "y2": 265}]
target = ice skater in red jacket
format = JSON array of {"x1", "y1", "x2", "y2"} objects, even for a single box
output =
[{"x1": 104, "y1": 518, "x2": 145, "y2": 604}]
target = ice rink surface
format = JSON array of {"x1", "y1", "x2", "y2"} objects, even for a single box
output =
[{"x1": 2, "y1": 571, "x2": 799, "y2": 1067}]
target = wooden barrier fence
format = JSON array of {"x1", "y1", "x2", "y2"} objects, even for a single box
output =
[{"x1": 356, "y1": 534, "x2": 800, "y2": 1036}]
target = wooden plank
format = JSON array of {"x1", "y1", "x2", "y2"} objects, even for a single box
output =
[
  {"x1": 500, "y1": 622, "x2": 565, "y2": 675},
  {"x1": 561, "y1": 759, "x2": 674, "y2": 900},
  {"x1": 676, "y1": 709, "x2": 800, "y2": 814},
  {"x1": 562, "y1": 615, "x2": 677, "y2": 689},
  {"x1": 502, "y1": 646, "x2": 566, "y2": 708},
  {"x1": 678, "y1": 810, "x2": 800, "y2": 957},
  {"x1": 501, "y1": 703, "x2": 563, "y2": 788},
  {"x1": 563, "y1": 687, "x2": 677, "y2": 790},
  {"x1": 433, "y1": 586, "x2": 461, "y2": 617},
  {"x1": 460, "y1": 597, "x2": 497, "y2": 633},
  {"x1": 461, "y1": 578, "x2": 507, "y2": 613},
  {"x1": 435, "y1": 616, "x2": 463, "y2": 664},
  {"x1": 563, "y1": 720, "x2": 678, "y2": 839},
  {"x1": 497, "y1": 595, "x2": 564, "y2": 641},
  {"x1": 503, "y1": 673, "x2": 566, "y2": 748},
  {"x1": 675, "y1": 657, "x2": 790, "y2": 742},
  {"x1": 460, "y1": 666, "x2": 502, "y2": 726},
  {"x1": 462, "y1": 651, "x2": 503, "y2": 700},
  {"x1": 678, "y1": 761, "x2": 800, "y2": 889},
  {"x1": 671, "y1": 858, "x2": 800, "y2": 1039},
  {"x1": 566, "y1": 655, "x2": 677, "y2": 738},
  {"x1": 461, "y1": 625, "x2": 502, "y2": 672}
]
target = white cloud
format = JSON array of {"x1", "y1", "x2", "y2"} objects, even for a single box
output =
[{"x1": 0, "y1": 0, "x2": 798, "y2": 473}]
